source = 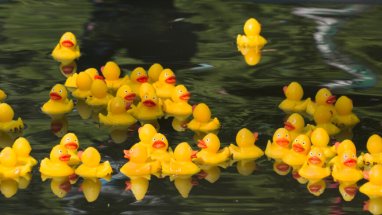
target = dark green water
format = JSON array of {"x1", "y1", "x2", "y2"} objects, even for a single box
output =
[{"x1": 0, "y1": 0, "x2": 382, "y2": 214}]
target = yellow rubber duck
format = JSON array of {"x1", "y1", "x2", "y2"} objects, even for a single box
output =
[
  {"x1": 0, "y1": 89, "x2": 6, "y2": 102},
  {"x1": 163, "y1": 84, "x2": 192, "y2": 131},
  {"x1": 187, "y1": 103, "x2": 220, "y2": 134},
  {"x1": 265, "y1": 128, "x2": 291, "y2": 160},
  {"x1": 339, "y1": 182, "x2": 358, "y2": 202},
  {"x1": 12, "y1": 137, "x2": 37, "y2": 167},
  {"x1": 238, "y1": 46, "x2": 262, "y2": 66},
  {"x1": 310, "y1": 127, "x2": 336, "y2": 160},
  {"x1": 229, "y1": 128, "x2": 264, "y2": 161},
  {"x1": 72, "y1": 72, "x2": 93, "y2": 99},
  {"x1": 116, "y1": 85, "x2": 136, "y2": 109},
  {"x1": 51, "y1": 32, "x2": 81, "y2": 65},
  {"x1": 332, "y1": 96, "x2": 360, "y2": 128},
  {"x1": 148, "y1": 63, "x2": 163, "y2": 83},
  {"x1": 236, "y1": 18, "x2": 267, "y2": 48},
  {"x1": 81, "y1": 178, "x2": 102, "y2": 202},
  {"x1": 306, "y1": 87, "x2": 336, "y2": 116},
  {"x1": 128, "y1": 67, "x2": 148, "y2": 94},
  {"x1": 149, "y1": 133, "x2": 172, "y2": 164},
  {"x1": 59, "y1": 133, "x2": 80, "y2": 166},
  {"x1": 0, "y1": 103, "x2": 24, "y2": 132},
  {"x1": 0, "y1": 147, "x2": 31, "y2": 181},
  {"x1": 313, "y1": 105, "x2": 340, "y2": 136},
  {"x1": 283, "y1": 113, "x2": 314, "y2": 141},
  {"x1": 99, "y1": 97, "x2": 137, "y2": 129},
  {"x1": 298, "y1": 146, "x2": 331, "y2": 183},
  {"x1": 120, "y1": 143, "x2": 159, "y2": 179},
  {"x1": 132, "y1": 83, "x2": 164, "y2": 123},
  {"x1": 136, "y1": 123, "x2": 157, "y2": 154},
  {"x1": 101, "y1": 61, "x2": 129, "y2": 91},
  {"x1": 153, "y1": 68, "x2": 176, "y2": 100},
  {"x1": 282, "y1": 134, "x2": 311, "y2": 169},
  {"x1": 194, "y1": 133, "x2": 230, "y2": 166},
  {"x1": 85, "y1": 79, "x2": 113, "y2": 107},
  {"x1": 358, "y1": 134, "x2": 382, "y2": 171},
  {"x1": 41, "y1": 84, "x2": 73, "y2": 117},
  {"x1": 278, "y1": 82, "x2": 310, "y2": 113},
  {"x1": 332, "y1": 148, "x2": 363, "y2": 184},
  {"x1": 39, "y1": 145, "x2": 74, "y2": 180},
  {"x1": 65, "y1": 67, "x2": 100, "y2": 89},
  {"x1": 162, "y1": 142, "x2": 200, "y2": 177},
  {"x1": 360, "y1": 164, "x2": 382, "y2": 198},
  {"x1": 307, "y1": 180, "x2": 326, "y2": 197},
  {"x1": 75, "y1": 147, "x2": 112, "y2": 180}
]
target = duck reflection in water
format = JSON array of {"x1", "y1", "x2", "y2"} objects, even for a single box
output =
[
  {"x1": 78, "y1": 0, "x2": 198, "y2": 71},
  {"x1": 0, "y1": 175, "x2": 31, "y2": 198}
]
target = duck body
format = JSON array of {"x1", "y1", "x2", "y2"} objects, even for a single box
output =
[
  {"x1": 51, "y1": 32, "x2": 80, "y2": 65},
  {"x1": 162, "y1": 142, "x2": 199, "y2": 176},
  {"x1": 194, "y1": 133, "x2": 230, "y2": 166},
  {"x1": 298, "y1": 147, "x2": 330, "y2": 183},
  {"x1": 360, "y1": 165, "x2": 382, "y2": 198},
  {"x1": 163, "y1": 85, "x2": 192, "y2": 121},
  {"x1": 74, "y1": 147, "x2": 112, "y2": 180},
  {"x1": 39, "y1": 145, "x2": 74, "y2": 179},
  {"x1": 187, "y1": 103, "x2": 220, "y2": 133},
  {"x1": 265, "y1": 128, "x2": 291, "y2": 160},
  {"x1": 306, "y1": 88, "x2": 336, "y2": 116},
  {"x1": 229, "y1": 128, "x2": 263, "y2": 160},
  {"x1": 0, "y1": 147, "x2": 32, "y2": 180},
  {"x1": 332, "y1": 95, "x2": 360, "y2": 128},
  {"x1": 0, "y1": 103, "x2": 24, "y2": 132},
  {"x1": 41, "y1": 84, "x2": 73, "y2": 117},
  {"x1": 278, "y1": 82, "x2": 309, "y2": 113},
  {"x1": 99, "y1": 97, "x2": 137, "y2": 128},
  {"x1": 236, "y1": 18, "x2": 267, "y2": 48},
  {"x1": 153, "y1": 69, "x2": 176, "y2": 100}
]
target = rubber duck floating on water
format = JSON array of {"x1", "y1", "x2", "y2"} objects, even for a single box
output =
[
  {"x1": 147, "y1": 63, "x2": 163, "y2": 83},
  {"x1": 59, "y1": 133, "x2": 80, "y2": 166},
  {"x1": 0, "y1": 103, "x2": 24, "y2": 133},
  {"x1": 298, "y1": 146, "x2": 331, "y2": 184},
  {"x1": 229, "y1": 128, "x2": 263, "y2": 161},
  {"x1": 283, "y1": 113, "x2": 314, "y2": 141},
  {"x1": 194, "y1": 133, "x2": 230, "y2": 167},
  {"x1": 101, "y1": 61, "x2": 129, "y2": 91},
  {"x1": 71, "y1": 71, "x2": 93, "y2": 99},
  {"x1": 237, "y1": 18, "x2": 267, "y2": 48},
  {"x1": 65, "y1": 67, "x2": 100, "y2": 89},
  {"x1": 358, "y1": 134, "x2": 382, "y2": 172},
  {"x1": 12, "y1": 137, "x2": 37, "y2": 167},
  {"x1": 51, "y1": 32, "x2": 81, "y2": 76},
  {"x1": 127, "y1": 67, "x2": 148, "y2": 95},
  {"x1": 85, "y1": 79, "x2": 113, "y2": 107},
  {"x1": 187, "y1": 103, "x2": 220, "y2": 136},
  {"x1": 41, "y1": 84, "x2": 73, "y2": 118},
  {"x1": 360, "y1": 164, "x2": 382, "y2": 198},
  {"x1": 332, "y1": 95, "x2": 360, "y2": 128},
  {"x1": 132, "y1": 83, "x2": 163, "y2": 126},
  {"x1": 279, "y1": 82, "x2": 310, "y2": 113},
  {"x1": 116, "y1": 84, "x2": 136, "y2": 109},
  {"x1": 39, "y1": 145, "x2": 74, "y2": 180},
  {"x1": 0, "y1": 146, "x2": 33, "y2": 181},
  {"x1": 75, "y1": 147, "x2": 112, "y2": 181},
  {"x1": 310, "y1": 127, "x2": 336, "y2": 161},
  {"x1": 136, "y1": 123, "x2": 158, "y2": 154},
  {"x1": 313, "y1": 105, "x2": 340, "y2": 136},
  {"x1": 99, "y1": 97, "x2": 137, "y2": 129},
  {"x1": 306, "y1": 87, "x2": 336, "y2": 116},
  {"x1": 265, "y1": 128, "x2": 291, "y2": 161},
  {"x1": 153, "y1": 68, "x2": 176, "y2": 100}
]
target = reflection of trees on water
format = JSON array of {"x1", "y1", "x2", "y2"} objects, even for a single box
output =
[{"x1": 78, "y1": 0, "x2": 199, "y2": 71}]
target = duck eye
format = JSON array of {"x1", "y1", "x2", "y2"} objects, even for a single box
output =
[
  {"x1": 277, "y1": 134, "x2": 280, "y2": 137},
  {"x1": 302, "y1": 141, "x2": 305, "y2": 145},
  {"x1": 153, "y1": 96, "x2": 156, "y2": 100},
  {"x1": 124, "y1": 90, "x2": 128, "y2": 93},
  {"x1": 137, "y1": 72, "x2": 141, "y2": 76},
  {"x1": 206, "y1": 138, "x2": 209, "y2": 142},
  {"x1": 145, "y1": 95, "x2": 148, "y2": 99},
  {"x1": 59, "y1": 90, "x2": 63, "y2": 93},
  {"x1": 318, "y1": 153, "x2": 322, "y2": 156},
  {"x1": 59, "y1": 150, "x2": 62, "y2": 154},
  {"x1": 309, "y1": 152, "x2": 313, "y2": 156},
  {"x1": 153, "y1": 138, "x2": 156, "y2": 141},
  {"x1": 66, "y1": 138, "x2": 70, "y2": 141},
  {"x1": 161, "y1": 137, "x2": 164, "y2": 141},
  {"x1": 344, "y1": 155, "x2": 348, "y2": 159}
]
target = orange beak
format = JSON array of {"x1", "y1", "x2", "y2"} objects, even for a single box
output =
[
  {"x1": 94, "y1": 75, "x2": 104, "y2": 80},
  {"x1": 64, "y1": 142, "x2": 78, "y2": 150},
  {"x1": 143, "y1": 100, "x2": 156, "y2": 107},
  {"x1": 125, "y1": 180, "x2": 132, "y2": 191},
  {"x1": 308, "y1": 156, "x2": 322, "y2": 165},
  {"x1": 61, "y1": 40, "x2": 74, "y2": 48},
  {"x1": 136, "y1": 76, "x2": 148, "y2": 83},
  {"x1": 344, "y1": 158, "x2": 357, "y2": 167},
  {"x1": 124, "y1": 93, "x2": 136, "y2": 101},
  {"x1": 283, "y1": 86, "x2": 288, "y2": 95},
  {"x1": 326, "y1": 95, "x2": 336, "y2": 104},
  {"x1": 152, "y1": 140, "x2": 166, "y2": 149},
  {"x1": 292, "y1": 143, "x2": 304, "y2": 153},
  {"x1": 253, "y1": 132, "x2": 259, "y2": 141},
  {"x1": 180, "y1": 92, "x2": 191, "y2": 101},
  {"x1": 276, "y1": 138, "x2": 289, "y2": 147},
  {"x1": 284, "y1": 121, "x2": 295, "y2": 131},
  {"x1": 59, "y1": 154, "x2": 71, "y2": 162},
  {"x1": 191, "y1": 150, "x2": 198, "y2": 159},
  {"x1": 49, "y1": 92, "x2": 62, "y2": 100},
  {"x1": 123, "y1": 150, "x2": 130, "y2": 159},
  {"x1": 165, "y1": 76, "x2": 176, "y2": 84},
  {"x1": 197, "y1": 140, "x2": 207, "y2": 149}
]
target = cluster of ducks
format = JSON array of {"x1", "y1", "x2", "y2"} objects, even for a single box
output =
[{"x1": 236, "y1": 18, "x2": 267, "y2": 66}]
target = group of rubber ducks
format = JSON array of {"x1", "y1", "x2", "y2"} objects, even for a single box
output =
[{"x1": 236, "y1": 18, "x2": 267, "y2": 66}]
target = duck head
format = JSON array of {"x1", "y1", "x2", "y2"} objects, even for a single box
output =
[
  {"x1": 236, "y1": 128, "x2": 258, "y2": 148},
  {"x1": 284, "y1": 113, "x2": 305, "y2": 132},
  {"x1": 335, "y1": 96, "x2": 353, "y2": 115},
  {"x1": 367, "y1": 134, "x2": 382, "y2": 154},
  {"x1": 59, "y1": 32, "x2": 77, "y2": 49},
  {"x1": 76, "y1": 72, "x2": 92, "y2": 91},
  {"x1": 174, "y1": 142, "x2": 197, "y2": 162},
  {"x1": 117, "y1": 85, "x2": 136, "y2": 105},
  {"x1": 151, "y1": 133, "x2": 169, "y2": 151},
  {"x1": 102, "y1": 61, "x2": 121, "y2": 81},
  {"x1": 243, "y1": 18, "x2": 261, "y2": 36},
  {"x1": 193, "y1": 103, "x2": 212, "y2": 123},
  {"x1": 340, "y1": 149, "x2": 357, "y2": 168},
  {"x1": 310, "y1": 127, "x2": 330, "y2": 147},
  {"x1": 306, "y1": 146, "x2": 325, "y2": 167},
  {"x1": 124, "y1": 144, "x2": 148, "y2": 163},
  {"x1": 50, "y1": 145, "x2": 71, "y2": 163},
  {"x1": 0, "y1": 147, "x2": 17, "y2": 167},
  {"x1": 84, "y1": 68, "x2": 100, "y2": 80},
  {"x1": 272, "y1": 128, "x2": 291, "y2": 148},
  {"x1": 81, "y1": 147, "x2": 101, "y2": 167},
  {"x1": 131, "y1": 67, "x2": 148, "y2": 84},
  {"x1": 292, "y1": 134, "x2": 311, "y2": 154},
  {"x1": 315, "y1": 88, "x2": 336, "y2": 105},
  {"x1": 158, "y1": 68, "x2": 176, "y2": 85},
  {"x1": 336, "y1": 139, "x2": 356, "y2": 155},
  {"x1": 148, "y1": 63, "x2": 163, "y2": 83},
  {"x1": 283, "y1": 82, "x2": 304, "y2": 101},
  {"x1": 12, "y1": 137, "x2": 32, "y2": 157},
  {"x1": 138, "y1": 124, "x2": 157, "y2": 142},
  {"x1": 0, "y1": 103, "x2": 15, "y2": 122},
  {"x1": 172, "y1": 85, "x2": 191, "y2": 102},
  {"x1": 60, "y1": 133, "x2": 79, "y2": 151},
  {"x1": 49, "y1": 84, "x2": 68, "y2": 102},
  {"x1": 90, "y1": 79, "x2": 108, "y2": 99},
  {"x1": 198, "y1": 133, "x2": 221, "y2": 153}
]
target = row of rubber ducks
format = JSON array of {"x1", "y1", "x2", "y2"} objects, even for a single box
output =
[
  {"x1": 236, "y1": 18, "x2": 267, "y2": 66},
  {"x1": 279, "y1": 81, "x2": 360, "y2": 136}
]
